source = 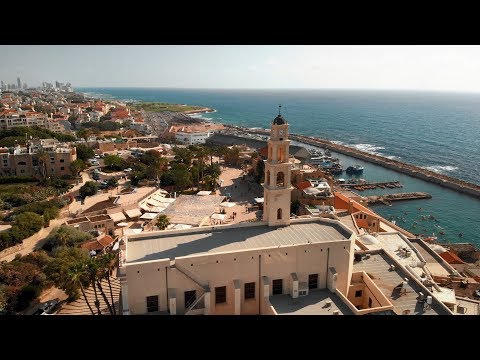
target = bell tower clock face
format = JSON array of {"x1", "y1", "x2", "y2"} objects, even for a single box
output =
[{"x1": 279, "y1": 129, "x2": 285, "y2": 137}]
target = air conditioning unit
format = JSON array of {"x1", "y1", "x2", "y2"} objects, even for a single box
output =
[
  {"x1": 333, "y1": 310, "x2": 339, "y2": 315},
  {"x1": 325, "y1": 300, "x2": 332, "y2": 307}
]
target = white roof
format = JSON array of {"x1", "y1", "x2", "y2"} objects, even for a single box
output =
[
  {"x1": 124, "y1": 228, "x2": 143, "y2": 235},
  {"x1": 140, "y1": 212, "x2": 158, "y2": 220},
  {"x1": 124, "y1": 208, "x2": 143, "y2": 219},
  {"x1": 140, "y1": 204, "x2": 152, "y2": 212},
  {"x1": 220, "y1": 201, "x2": 236, "y2": 207},
  {"x1": 109, "y1": 212, "x2": 127, "y2": 222},
  {"x1": 254, "y1": 197, "x2": 264, "y2": 204},
  {"x1": 211, "y1": 213, "x2": 226, "y2": 220},
  {"x1": 197, "y1": 191, "x2": 211, "y2": 196}
]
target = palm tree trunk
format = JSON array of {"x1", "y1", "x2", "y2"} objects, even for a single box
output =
[
  {"x1": 79, "y1": 282, "x2": 95, "y2": 315},
  {"x1": 96, "y1": 279, "x2": 114, "y2": 315},
  {"x1": 106, "y1": 269, "x2": 116, "y2": 315},
  {"x1": 91, "y1": 279, "x2": 102, "y2": 315}
]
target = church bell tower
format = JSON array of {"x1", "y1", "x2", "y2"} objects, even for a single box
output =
[{"x1": 263, "y1": 105, "x2": 293, "y2": 226}]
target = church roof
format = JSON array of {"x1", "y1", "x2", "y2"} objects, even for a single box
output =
[{"x1": 272, "y1": 114, "x2": 287, "y2": 125}]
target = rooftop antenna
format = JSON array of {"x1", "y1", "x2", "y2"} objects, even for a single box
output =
[{"x1": 278, "y1": 104, "x2": 282, "y2": 116}]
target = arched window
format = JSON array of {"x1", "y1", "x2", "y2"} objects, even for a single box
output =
[
  {"x1": 266, "y1": 170, "x2": 270, "y2": 186},
  {"x1": 278, "y1": 146, "x2": 285, "y2": 162},
  {"x1": 277, "y1": 208, "x2": 282, "y2": 220},
  {"x1": 17, "y1": 161, "x2": 26, "y2": 166},
  {"x1": 276, "y1": 172, "x2": 284, "y2": 187}
]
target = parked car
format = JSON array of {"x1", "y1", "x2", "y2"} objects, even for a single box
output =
[{"x1": 42, "y1": 300, "x2": 59, "y2": 314}]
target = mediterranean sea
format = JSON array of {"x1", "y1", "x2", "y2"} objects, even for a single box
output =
[{"x1": 77, "y1": 87, "x2": 480, "y2": 247}]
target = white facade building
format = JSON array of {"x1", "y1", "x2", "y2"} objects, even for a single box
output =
[{"x1": 175, "y1": 131, "x2": 212, "y2": 145}]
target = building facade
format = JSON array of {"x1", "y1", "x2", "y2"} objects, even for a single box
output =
[
  {"x1": 175, "y1": 130, "x2": 212, "y2": 145},
  {"x1": 0, "y1": 140, "x2": 77, "y2": 178}
]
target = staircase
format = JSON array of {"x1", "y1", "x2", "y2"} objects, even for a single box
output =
[{"x1": 171, "y1": 262, "x2": 208, "y2": 315}]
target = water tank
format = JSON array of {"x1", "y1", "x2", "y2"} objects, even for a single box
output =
[{"x1": 427, "y1": 296, "x2": 432, "y2": 305}]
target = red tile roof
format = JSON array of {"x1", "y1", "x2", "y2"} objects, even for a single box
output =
[
  {"x1": 439, "y1": 251, "x2": 465, "y2": 264},
  {"x1": 296, "y1": 180, "x2": 312, "y2": 191},
  {"x1": 80, "y1": 235, "x2": 115, "y2": 251}
]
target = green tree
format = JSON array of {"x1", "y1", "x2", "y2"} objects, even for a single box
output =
[
  {"x1": 156, "y1": 214, "x2": 170, "y2": 230},
  {"x1": 13, "y1": 211, "x2": 44, "y2": 236},
  {"x1": 173, "y1": 147, "x2": 193, "y2": 166},
  {"x1": 45, "y1": 246, "x2": 90, "y2": 300},
  {"x1": 106, "y1": 177, "x2": 118, "y2": 188},
  {"x1": 97, "y1": 253, "x2": 117, "y2": 315},
  {"x1": 75, "y1": 144, "x2": 95, "y2": 162},
  {"x1": 104, "y1": 154, "x2": 126, "y2": 171},
  {"x1": 44, "y1": 225, "x2": 93, "y2": 250},
  {"x1": 76, "y1": 128, "x2": 90, "y2": 142},
  {"x1": 67, "y1": 262, "x2": 95, "y2": 315},
  {"x1": 170, "y1": 163, "x2": 192, "y2": 190},
  {"x1": 79, "y1": 181, "x2": 99, "y2": 198},
  {"x1": 224, "y1": 147, "x2": 241, "y2": 167},
  {"x1": 36, "y1": 149, "x2": 49, "y2": 181},
  {"x1": 70, "y1": 159, "x2": 86, "y2": 176}
]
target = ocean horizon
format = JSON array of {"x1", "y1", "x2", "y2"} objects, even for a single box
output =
[{"x1": 76, "y1": 87, "x2": 480, "y2": 247}]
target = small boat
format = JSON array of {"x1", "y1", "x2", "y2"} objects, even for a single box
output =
[
  {"x1": 346, "y1": 165, "x2": 364, "y2": 175},
  {"x1": 324, "y1": 149, "x2": 331, "y2": 156}
]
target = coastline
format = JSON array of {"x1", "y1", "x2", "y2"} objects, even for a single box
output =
[{"x1": 228, "y1": 125, "x2": 480, "y2": 199}]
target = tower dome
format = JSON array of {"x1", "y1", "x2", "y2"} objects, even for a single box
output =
[{"x1": 272, "y1": 114, "x2": 287, "y2": 125}]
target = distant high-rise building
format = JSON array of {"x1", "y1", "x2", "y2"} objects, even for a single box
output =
[
  {"x1": 55, "y1": 81, "x2": 61, "y2": 89},
  {"x1": 23, "y1": 83, "x2": 27, "y2": 90},
  {"x1": 17, "y1": 77, "x2": 21, "y2": 89},
  {"x1": 0, "y1": 81, "x2": 5, "y2": 91}
]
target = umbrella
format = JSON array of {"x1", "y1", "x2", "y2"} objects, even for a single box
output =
[
  {"x1": 140, "y1": 212, "x2": 158, "y2": 220},
  {"x1": 117, "y1": 222, "x2": 129, "y2": 227}
]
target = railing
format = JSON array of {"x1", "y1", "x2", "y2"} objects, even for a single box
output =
[{"x1": 185, "y1": 293, "x2": 206, "y2": 315}]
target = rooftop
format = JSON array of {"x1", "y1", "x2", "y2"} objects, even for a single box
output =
[
  {"x1": 126, "y1": 218, "x2": 353, "y2": 263},
  {"x1": 161, "y1": 194, "x2": 225, "y2": 226},
  {"x1": 269, "y1": 289, "x2": 353, "y2": 315},
  {"x1": 353, "y1": 252, "x2": 450, "y2": 315}
]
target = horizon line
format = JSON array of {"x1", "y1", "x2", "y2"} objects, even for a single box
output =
[{"x1": 72, "y1": 86, "x2": 480, "y2": 95}]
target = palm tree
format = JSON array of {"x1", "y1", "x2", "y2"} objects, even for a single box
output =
[
  {"x1": 36, "y1": 149, "x2": 49, "y2": 181},
  {"x1": 156, "y1": 215, "x2": 170, "y2": 230},
  {"x1": 86, "y1": 258, "x2": 103, "y2": 315},
  {"x1": 68, "y1": 262, "x2": 95, "y2": 315},
  {"x1": 99, "y1": 252, "x2": 118, "y2": 315}
]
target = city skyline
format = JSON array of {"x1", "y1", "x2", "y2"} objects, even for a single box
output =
[{"x1": 2, "y1": 45, "x2": 480, "y2": 92}]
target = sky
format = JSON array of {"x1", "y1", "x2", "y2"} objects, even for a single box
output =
[{"x1": 2, "y1": 45, "x2": 480, "y2": 92}]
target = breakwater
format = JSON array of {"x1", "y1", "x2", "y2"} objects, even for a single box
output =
[{"x1": 233, "y1": 126, "x2": 480, "y2": 199}]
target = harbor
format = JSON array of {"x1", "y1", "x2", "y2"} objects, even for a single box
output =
[{"x1": 338, "y1": 180, "x2": 403, "y2": 191}]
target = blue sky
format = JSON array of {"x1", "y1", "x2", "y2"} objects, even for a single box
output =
[{"x1": 2, "y1": 45, "x2": 480, "y2": 92}]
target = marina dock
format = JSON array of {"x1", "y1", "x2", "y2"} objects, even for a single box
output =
[
  {"x1": 366, "y1": 192, "x2": 432, "y2": 205},
  {"x1": 338, "y1": 181, "x2": 402, "y2": 191}
]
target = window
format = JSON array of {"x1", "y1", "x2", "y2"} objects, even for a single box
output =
[
  {"x1": 368, "y1": 297, "x2": 373, "y2": 308},
  {"x1": 60, "y1": 166, "x2": 64, "y2": 170},
  {"x1": 60, "y1": 159, "x2": 64, "y2": 163},
  {"x1": 355, "y1": 290, "x2": 362, "y2": 298},
  {"x1": 244, "y1": 282, "x2": 255, "y2": 300},
  {"x1": 20, "y1": 169, "x2": 25, "y2": 173},
  {"x1": 146, "y1": 295, "x2": 159, "y2": 313},
  {"x1": 308, "y1": 274, "x2": 319, "y2": 289},
  {"x1": 265, "y1": 170, "x2": 270, "y2": 186},
  {"x1": 272, "y1": 279, "x2": 283, "y2": 295},
  {"x1": 184, "y1": 290, "x2": 196, "y2": 309},
  {"x1": 18, "y1": 161, "x2": 26, "y2": 166},
  {"x1": 276, "y1": 171, "x2": 284, "y2": 186},
  {"x1": 215, "y1": 286, "x2": 226, "y2": 304},
  {"x1": 277, "y1": 208, "x2": 282, "y2": 220}
]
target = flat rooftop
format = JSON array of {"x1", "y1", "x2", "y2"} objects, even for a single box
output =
[
  {"x1": 270, "y1": 289, "x2": 353, "y2": 315},
  {"x1": 353, "y1": 252, "x2": 450, "y2": 315},
  {"x1": 126, "y1": 219, "x2": 352, "y2": 263},
  {"x1": 161, "y1": 194, "x2": 225, "y2": 226}
]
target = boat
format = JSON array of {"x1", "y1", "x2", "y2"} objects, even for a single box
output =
[
  {"x1": 345, "y1": 165, "x2": 364, "y2": 174},
  {"x1": 324, "y1": 149, "x2": 331, "y2": 156},
  {"x1": 329, "y1": 165, "x2": 343, "y2": 175}
]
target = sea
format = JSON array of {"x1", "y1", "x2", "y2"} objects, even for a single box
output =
[{"x1": 77, "y1": 88, "x2": 480, "y2": 247}]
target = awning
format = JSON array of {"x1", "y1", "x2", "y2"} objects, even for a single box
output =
[
  {"x1": 109, "y1": 212, "x2": 127, "y2": 222},
  {"x1": 254, "y1": 197, "x2": 264, "y2": 204},
  {"x1": 112, "y1": 241, "x2": 120, "y2": 251},
  {"x1": 147, "y1": 199, "x2": 163, "y2": 207},
  {"x1": 197, "y1": 191, "x2": 211, "y2": 196},
  {"x1": 220, "y1": 201, "x2": 236, "y2": 207},
  {"x1": 211, "y1": 213, "x2": 226, "y2": 220},
  {"x1": 140, "y1": 212, "x2": 158, "y2": 220},
  {"x1": 152, "y1": 194, "x2": 166, "y2": 201},
  {"x1": 124, "y1": 208, "x2": 143, "y2": 219},
  {"x1": 124, "y1": 228, "x2": 143, "y2": 235},
  {"x1": 149, "y1": 206, "x2": 167, "y2": 213},
  {"x1": 140, "y1": 203, "x2": 152, "y2": 212},
  {"x1": 158, "y1": 197, "x2": 176, "y2": 203}
]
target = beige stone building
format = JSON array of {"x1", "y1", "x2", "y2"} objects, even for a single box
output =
[
  {"x1": 118, "y1": 111, "x2": 453, "y2": 316},
  {"x1": 0, "y1": 139, "x2": 77, "y2": 178}
]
